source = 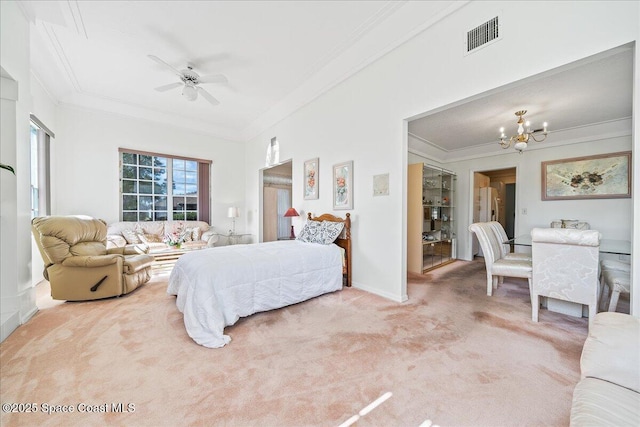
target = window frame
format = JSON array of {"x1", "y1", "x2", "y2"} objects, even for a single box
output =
[
  {"x1": 29, "y1": 117, "x2": 52, "y2": 218},
  {"x1": 118, "y1": 148, "x2": 211, "y2": 223}
]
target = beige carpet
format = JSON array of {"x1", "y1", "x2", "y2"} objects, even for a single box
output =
[{"x1": 1, "y1": 259, "x2": 590, "y2": 426}]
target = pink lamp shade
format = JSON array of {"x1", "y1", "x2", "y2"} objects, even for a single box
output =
[
  {"x1": 283, "y1": 208, "x2": 299, "y2": 238},
  {"x1": 284, "y1": 208, "x2": 299, "y2": 218}
]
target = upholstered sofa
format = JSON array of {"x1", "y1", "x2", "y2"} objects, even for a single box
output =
[
  {"x1": 570, "y1": 312, "x2": 640, "y2": 426},
  {"x1": 32, "y1": 216, "x2": 154, "y2": 301},
  {"x1": 106, "y1": 220, "x2": 218, "y2": 253}
]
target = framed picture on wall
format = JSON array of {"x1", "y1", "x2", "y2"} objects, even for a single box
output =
[
  {"x1": 373, "y1": 173, "x2": 389, "y2": 196},
  {"x1": 333, "y1": 161, "x2": 353, "y2": 210},
  {"x1": 303, "y1": 158, "x2": 319, "y2": 200},
  {"x1": 541, "y1": 151, "x2": 631, "y2": 200}
]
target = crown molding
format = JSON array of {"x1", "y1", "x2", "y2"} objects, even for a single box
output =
[
  {"x1": 29, "y1": 1, "x2": 468, "y2": 144},
  {"x1": 241, "y1": 1, "x2": 469, "y2": 142}
]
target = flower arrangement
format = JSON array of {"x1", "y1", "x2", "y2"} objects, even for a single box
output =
[
  {"x1": 164, "y1": 231, "x2": 185, "y2": 248},
  {"x1": 164, "y1": 222, "x2": 186, "y2": 248}
]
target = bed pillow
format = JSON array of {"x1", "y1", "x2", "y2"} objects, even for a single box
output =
[
  {"x1": 320, "y1": 221, "x2": 345, "y2": 244},
  {"x1": 296, "y1": 220, "x2": 324, "y2": 244}
]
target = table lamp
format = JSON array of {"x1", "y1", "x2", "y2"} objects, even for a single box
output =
[
  {"x1": 228, "y1": 207, "x2": 239, "y2": 235},
  {"x1": 284, "y1": 207, "x2": 299, "y2": 239}
]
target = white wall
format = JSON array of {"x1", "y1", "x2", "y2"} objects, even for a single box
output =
[
  {"x1": 52, "y1": 106, "x2": 246, "y2": 233},
  {"x1": 30, "y1": 74, "x2": 58, "y2": 285},
  {"x1": 0, "y1": 0, "x2": 37, "y2": 341},
  {"x1": 445, "y1": 132, "x2": 632, "y2": 263},
  {"x1": 244, "y1": 1, "x2": 639, "y2": 304}
]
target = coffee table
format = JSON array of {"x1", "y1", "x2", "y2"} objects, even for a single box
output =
[{"x1": 151, "y1": 246, "x2": 204, "y2": 273}]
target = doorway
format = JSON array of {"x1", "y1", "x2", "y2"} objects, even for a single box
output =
[
  {"x1": 261, "y1": 160, "x2": 293, "y2": 242},
  {"x1": 472, "y1": 167, "x2": 517, "y2": 256}
]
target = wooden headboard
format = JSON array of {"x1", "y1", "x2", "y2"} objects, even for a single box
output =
[{"x1": 307, "y1": 212, "x2": 351, "y2": 287}]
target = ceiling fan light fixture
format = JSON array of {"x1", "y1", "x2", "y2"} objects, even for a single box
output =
[{"x1": 182, "y1": 84, "x2": 198, "y2": 101}]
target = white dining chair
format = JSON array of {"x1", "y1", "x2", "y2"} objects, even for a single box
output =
[
  {"x1": 600, "y1": 270, "x2": 631, "y2": 311},
  {"x1": 599, "y1": 259, "x2": 631, "y2": 312},
  {"x1": 469, "y1": 222, "x2": 533, "y2": 298},
  {"x1": 531, "y1": 227, "x2": 600, "y2": 328},
  {"x1": 488, "y1": 221, "x2": 532, "y2": 262}
]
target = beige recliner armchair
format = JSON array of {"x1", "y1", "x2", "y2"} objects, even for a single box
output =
[{"x1": 32, "y1": 216, "x2": 154, "y2": 301}]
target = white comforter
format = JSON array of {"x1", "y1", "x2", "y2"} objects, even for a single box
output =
[{"x1": 167, "y1": 240, "x2": 343, "y2": 348}]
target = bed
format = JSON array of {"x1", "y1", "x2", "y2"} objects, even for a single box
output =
[{"x1": 167, "y1": 213, "x2": 351, "y2": 348}]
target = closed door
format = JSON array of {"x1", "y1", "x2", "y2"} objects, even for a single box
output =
[{"x1": 263, "y1": 187, "x2": 278, "y2": 242}]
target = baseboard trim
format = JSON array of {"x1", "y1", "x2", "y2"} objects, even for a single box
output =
[
  {"x1": 352, "y1": 281, "x2": 408, "y2": 303},
  {"x1": 1, "y1": 311, "x2": 20, "y2": 343},
  {"x1": 21, "y1": 305, "x2": 38, "y2": 324}
]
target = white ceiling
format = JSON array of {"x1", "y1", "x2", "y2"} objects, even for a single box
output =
[
  {"x1": 408, "y1": 46, "x2": 633, "y2": 153},
  {"x1": 22, "y1": 0, "x2": 462, "y2": 142},
  {"x1": 20, "y1": 1, "x2": 633, "y2": 149}
]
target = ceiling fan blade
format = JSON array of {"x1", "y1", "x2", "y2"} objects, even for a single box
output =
[
  {"x1": 197, "y1": 86, "x2": 220, "y2": 106},
  {"x1": 148, "y1": 55, "x2": 183, "y2": 78},
  {"x1": 198, "y1": 74, "x2": 228, "y2": 85},
  {"x1": 154, "y1": 82, "x2": 183, "y2": 92}
]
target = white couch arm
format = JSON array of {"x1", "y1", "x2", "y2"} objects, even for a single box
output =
[
  {"x1": 580, "y1": 312, "x2": 640, "y2": 393},
  {"x1": 201, "y1": 229, "x2": 219, "y2": 247}
]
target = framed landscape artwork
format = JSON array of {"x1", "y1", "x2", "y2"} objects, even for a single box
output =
[
  {"x1": 541, "y1": 151, "x2": 631, "y2": 200},
  {"x1": 333, "y1": 161, "x2": 353, "y2": 210},
  {"x1": 303, "y1": 158, "x2": 319, "y2": 200}
]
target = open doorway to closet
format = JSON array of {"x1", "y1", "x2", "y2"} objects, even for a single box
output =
[
  {"x1": 262, "y1": 160, "x2": 293, "y2": 242},
  {"x1": 472, "y1": 167, "x2": 516, "y2": 257}
]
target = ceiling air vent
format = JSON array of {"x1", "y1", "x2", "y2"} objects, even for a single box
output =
[{"x1": 466, "y1": 15, "x2": 500, "y2": 54}]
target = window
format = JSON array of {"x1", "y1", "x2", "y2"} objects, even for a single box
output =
[
  {"x1": 119, "y1": 149, "x2": 211, "y2": 222},
  {"x1": 276, "y1": 188, "x2": 291, "y2": 239},
  {"x1": 30, "y1": 117, "x2": 52, "y2": 218},
  {"x1": 265, "y1": 137, "x2": 279, "y2": 166}
]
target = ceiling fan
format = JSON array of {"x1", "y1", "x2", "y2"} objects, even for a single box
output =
[{"x1": 148, "y1": 55, "x2": 228, "y2": 106}]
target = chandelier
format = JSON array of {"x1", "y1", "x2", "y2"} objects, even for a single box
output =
[{"x1": 499, "y1": 110, "x2": 548, "y2": 153}]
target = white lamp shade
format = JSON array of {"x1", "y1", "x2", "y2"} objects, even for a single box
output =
[{"x1": 228, "y1": 207, "x2": 239, "y2": 218}]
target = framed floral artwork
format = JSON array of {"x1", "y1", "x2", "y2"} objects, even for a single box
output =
[
  {"x1": 303, "y1": 158, "x2": 319, "y2": 200},
  {"x1": 541, "y1": 151, "x2": 631, "y2": 200},
  {"x1": 333, "y1": 160, "x2": 353, "y2": 210}
]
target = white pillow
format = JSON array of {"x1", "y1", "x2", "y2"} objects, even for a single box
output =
[
  {"x1": 320, "y1": 221, "x2": 345, "y2": 244},
  {"x1": 296, "y1": 221, "x2": 324, "y2": 244},
  {"x1": 180, "y1": 227, "x2": 201, "y2": 242}
]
